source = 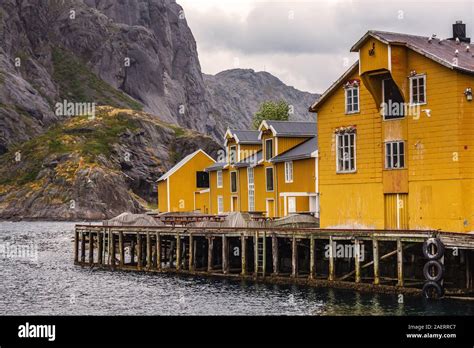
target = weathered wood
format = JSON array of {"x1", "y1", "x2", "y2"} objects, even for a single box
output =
[
  {"x1": 137, "y1": 234, "x2": 142, "y2": 270},
  {"x1": 354, "y1": 239, "x2": 361, "y2": 283},
  {"x1": 176, "y1": 234, "x2": 181, "y2": 271},
  {"x1": 88, "y1": 232, "x2": 94, "y2": 264},
  {"x1": 309, "y1": 235, "x2": 315, "y2": 279},
  {"x1": 272, "y1": 235, "x2": 279, "y2": 276},
  {"x1": 397, "y1": 238, "x2": 404, "y2": 287},
  {"x1": 262, "y1": 232, "x2": 266, "y2": 277},
  {"x1": 222, "y1": 235, "x2": 229, "y2": 274},
  {"x1": 241, "y1": 235, "x2": 247, "y2": 276},
  {"x1": 254, "y1": 231, "x2": 259, "y2": 276},
  {"x1": 291, "y1": 235, "x2": 298, "y2": 278},
  {"x1": 110, "y1": 232, "x2": 115, "y2": 269},
  {"x1": 74, "y1": 230, "x2": 79, "y2": 263},
  {"x1": 130, "y1": 239, "x2": 135, "y2": 265},
  {"x1": 373, "y1": 239, "x2": 380, "y2": 285},
  {"x1": 97, "y1": 231, "x2": 103, "y2": 265},
  {"x1": 339, "y1": 248, "x2": 400, "y2": 281},
  {"x1": 146, "y1": 232, "x2": 152, "y2": 270},
  {"x1": 80, "y1": 232, "x2": 86, "y2": 263},
  {"x1": 328, "y1": 236, "x2": 335, "y2": 281},
  {"x1": 466, "y1": 251, "x2": 471, "y2": 289},
  {"x1": 156, "y1": 233, "x2": 161, "y2": 270},
  {"x1": 119, "y1": 232, "x2": 124, "y2": 267},
  {"x1": 207, "y1": 237, "x2": 214, "y2": 272},
  {"x1": 189, "y1": 234, "x2": 194, "y2": 272}
]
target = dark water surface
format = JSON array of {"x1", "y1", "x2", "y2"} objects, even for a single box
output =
[{"x1": 0, "y1": 221, "x2": 473, "y2": 316}]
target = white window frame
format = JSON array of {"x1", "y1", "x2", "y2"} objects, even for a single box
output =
[
  {"x1": 216, "y1": 170, "x2": 223, "y2": 188},
  {"x1": 385, "y1": 141, "x2": 405, "y2": 170},
  {"x1": 265, "y1": 138, "x2": 273, "y2": 161},
  {"x1": 409, "y1": 74, "x2": 426, "y2": 106},
  {"x1": 217, "y1": 196, "x2": 224, "y2": 214},
  {"x1": 345, "y1": 86, "x2": 360, "y2": 114},
  {"x1": 288, "y1": 197, "x2": 296, "y2": 214},
  {"x1": 336, "y1": 133, "x2": 356, "y2": 173},
  {"x1": 247, "y1": 167, "x2": 255, "y2": 212},
  {"x1": 230, "y1": 170, "x2": 238, "y2": 193},
  {"x1": 284, "y1": 161, "x2": 293, "y2": 183},
  {"x1": 265, "y1": 166, "x2": 274, "y2": 192},
  {"x1": 229, "y1": 145, "x2": 237, "y2": 164}
]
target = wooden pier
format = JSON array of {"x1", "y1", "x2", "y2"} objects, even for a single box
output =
[{"x1": 74, "y1": 224, "x2": 474, "y2": 297}]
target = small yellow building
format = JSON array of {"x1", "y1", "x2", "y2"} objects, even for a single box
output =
[
  {"x1": 310, "y1": 22, "x2": 474, "y2": 232},
  {"x1": 157, "y1": 149, "x2": 215, "y2": 213}
]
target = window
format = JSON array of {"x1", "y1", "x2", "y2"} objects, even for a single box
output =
[
  {"x1": 284, "y1": 161, "x2": 293, "y2": 183},
  {"x1": 336, "y1": 133, "x2": 356, "y2": 173},
  {"x1": 247, "y1": 167, "x2": 255, "y2": 212},
  {"x1": 216, "y1": 170, "x2": 223, "y2": 188},
  {"x1": 410, "y1": 75, "x2": 426, "y2": 105},
  {"x1": 385, "y1": 141, "x2": 405, "y2": 169},
  {"x1": 288, "y1": 197, "x2": 296, "y2": 214},
  {"x1": 196, "y1": 171, "x2": 209, "y2": 188},
  {"x1": 229, "y1": 145, "x2": 237, "y2": 164},
  {"x1": 217, "y1": 196, "x2": 224, "y2": 214},
  {"x1": 230, "y1": 171, "x2": 237, "y2": 193},
  {"x1": 266, "y1": 167, "x2": 274, "y2": 192},
  {"x1": 345, "y1": 87, "x2": 359, "y2": 114},
  {"x1": 383, "y1": 78, "x2": 405, "y2": 120},
  {"x1": 265, "y1": 139, "x2": 273, "y2": 161}
]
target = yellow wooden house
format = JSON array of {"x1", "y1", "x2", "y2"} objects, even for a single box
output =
[
  {"x1": 157, "y1": 149, "x2": 215, "y2": 213},
  {"x1": 310, "y1": 21, "x2": 474, "y2": 232}
]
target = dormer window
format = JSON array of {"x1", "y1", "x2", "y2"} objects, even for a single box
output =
[
  {"x1": 265, "y1": 139, "x2": 273, "y2": 161},
  {"x1": 409, "y1": 74, "x2": 426, "y2": 105},
  {"x1": 344, "y1": 80, "x2": 360, "y2": 114}
]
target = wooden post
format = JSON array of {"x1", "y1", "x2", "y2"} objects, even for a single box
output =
[
  {"x1": 119, "y1": 232, "x2": 124, "y2": 267},
  {"x1": 110, "y1": 232, "x2": 115, "y2": 269},
  {"x1": 354, "y1": 239, "x2": 361, "y2": 283},
  {"x1": 176, "y1": 234, "x2": 181, "y2": 271},
  {"x1": 241, "y1": 235, "x2": 247, "y2": 276},
  {"x1": 222, "y1": 235, "x2": 229, "y2": 274},
  {"x1": 156, "y1": 233, "x2": 161, "y2": 270},
  {"x1": 74, "y1": 230, "x2": 79, "y2": 264},
  {"x1": 97, "y1": 231, "x2": 103, "y2": 265},
  {"x1": 397, "y1": 238, "x2": 404, "y2": 287},
  {"x1": 254, "y1": 231, "x2": 259, "y2": 276},
  {"x1": 189, "y1": 234, "x2": 194, "y2": 272},
  {"x1": 373, "y1": 239, "x2": 380, "y2": 285},
  {"x1": 262, "y1": 232, "x2": 266, "y2": 278},
  {"x1": 207, "y1": 237, "x2": 214, "y2": 272},
  {"x1": 328, "y1": 236, "x2": 335, "y2": 281},
  {"x1": 137, "y1": 233, "x2": 142, "y2": 270},
  {"x1": 466, "y1": 251, "x2": 471, "y2": 289},
  {"x1": 80, "y1": 232, "x2": 86, "y2": 263},
  {"x1": 88, "y1": 232, "x2": 94, "y2": 264},
  {"x1": 272, "y1": 234, "x2": 279, "y2": 276},
  {"x1": 146, "y1": 232, "x2": 152, "y2": 270},
  {"x1": 309, "y1": 235, "x2": 315, "y2": 280},
  {"x1": 130, "y1": 239, "x2": 135, "y2": 266},
  {"x1": 291, "y1": 235, "x2": 298, "y2": 278}
]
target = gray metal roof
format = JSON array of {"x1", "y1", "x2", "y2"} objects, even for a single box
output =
[
  {"x1": 231, "y1": 130, "x2": 261, "y2": 144},
  {"x1": 270, "y1": 137, "x2": 317, "y2": 163},
  {"x1": 265, "y1": 120, "x2": 317, "y2": 137},
  {"x1": 352, "y1": 30, "x2": 474, "y2": 74},
  {"x1": 205, "y1": 162, "x2": 226, "y2": 172},
  {"x1": 234, "y1": 151, "x2": 262, "y2": 168}
]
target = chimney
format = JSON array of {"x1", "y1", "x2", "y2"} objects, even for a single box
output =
[{"x1": 450, "y1": 20, "x2": 471, "y2": 43}]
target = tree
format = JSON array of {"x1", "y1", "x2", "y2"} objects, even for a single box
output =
[{"x1": 252, "y1": 100, "x2": 290, "y2": 129}]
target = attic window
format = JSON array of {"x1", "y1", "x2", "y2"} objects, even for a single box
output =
[{"x1": 344, "y1": 80, "x2": 360, "y2": 114}]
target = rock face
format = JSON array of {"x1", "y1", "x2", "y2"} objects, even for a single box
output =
[{"x1": 204, "y1": 69, "x2": 320, "y2": 130}]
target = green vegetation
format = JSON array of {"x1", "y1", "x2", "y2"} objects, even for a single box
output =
[
  {"x1": 252, "y1": 100, "x2": 290, "y2": 129},
  {"x1": 52, "y1": 47, "x2": 142, "y2": 110}
]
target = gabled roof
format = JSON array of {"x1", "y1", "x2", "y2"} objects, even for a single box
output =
[
  {"x1": 234, "y1": 151, "x2": 262, "y2": 168},
  {"x1": 157, "y1": 149, "x2": 215, "y2": 181},
  {"x1": 225, "y1": 129, "x2": 261, "y2": 145},
  {"x1": 258, "y1": 120, "x2": 317, "y2": 138},
  {"x1": 270, "y1": 137, "x2": 318, "y2": 163},
  {"x1": 352, "y1": 30, "x2": 474, "y2": 74},
  {"x1": 205, "y1": 162, "x2": 226, "y2": 172}
]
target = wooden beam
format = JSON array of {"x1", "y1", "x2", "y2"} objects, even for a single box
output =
[
  {"x1": 176, "y1": 234, "x2": 181, "y2": 271},
  {"x1": 146, "y1": 232, "x2": 152, "y2": 270},
  {"x1": 97, "y1": 231, "x2": 103, "y2": 266},
  {"x1": 272, "y1": 234, "x2": 279, "y2": 276},
  {"x1": 80, "y1": 232, "x2": 86, "y2": 263},
  {"x1": 373, "y1": 239, "x2": 380, "y2": 285},
  {"x1": 291, "y1": 235, "x2": 298, "y2": 278},
  {"x1": 189, "y1": 234, "x2": 194, "y2": 272},
  {"x1": 354, "y1": 239, "x2": 361, "y2": 283},
  {"x1": 309, "y1": 235, "x2": 315, "y2": 279},
  {"x1": 222, "y1": 235, "x2": 229, "y2": 275},
  {"x1": 328, "y1": 236, "x2": 335, "y2": 281},
  {"x1": 397, "y1": 238, "x2": 404, "y2": 287},
  {"x1": 254, "y1": 231, "x2": 259, "y2": 276},
  {"x1": 119, "y1": 232, "x2": 124, "y2": 267},
  {"x1": 130, "y1": 239, "x2": 135, "y2": 266},
  {"x1": 241, "y1": 235, "x2": 247, "y2": 276},
  {"x1": 156, "y1": 233, "x2": 161, "y2": 270},
  {"x1": 262, "y1": 232, "x2": 266, "y2": 278},
  {"x1": 88, "y1": 232, "x2": 94, "y2": 264},
  {"x1": 137, "y1": 233, "x2": 142, "y2": 270},
  {"x1": 207, "y1": 237, "x2": 214, "y2": 272},
  {"x1": 74, "y1": 230, "x2": 79, "y2": 264},
  {"x1": 110, "y1": 232, "x2": 115, "y2": 270}
]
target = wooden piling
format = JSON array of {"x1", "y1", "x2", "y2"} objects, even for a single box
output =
[
  {"x1": 146, "y1": 232, "x2": 152, "y2": 270},
  {"x1": 241, "y1": 235, "x2": 247, "y2": 276},
  {"x1": 373, "y1": 239, "x2": 380, "y2": 285},
  {"x1": 328, "y1": 237, "x2": 335, "y2": 281},
  {"x1": 88, "y1": 232, "x2": 94, "y2": 264},
  {"x1": 110, "y1": 232, "x2": 115, "y2": 269},
  {"x1": 309, "y1": 235, "x2": 315, "y2": 280},
  {"x1": 397, "y1": 238, "x2": 404, "y2": 287},
  {"x1": 272, "y1": 235, "x2": 279, "y2": 276},
  {"x1": 291, "y1": 235, "x2": 298, "y2": 278},
  {"x1": 354, "y1": 239, "x2": 361, "y2": 283},
  {"x1": 207, "y1": 237, "x2": 214, "y2": 272},
  {"x1": 74, "y1": 230, "x2": 79, "y2": 264},
  {"x1": 119, "y1": 232, "x2": 124, "y2": 267},
  {"x1": 80, "y1": 232, "x2": 86, "y2": 263},
  {"x1": 137, "y1": 233, "x2": 142, "y2": 270},
  {"x1": 97, "y1": 231, "x2": 103, "y2": 265},
  {"x1": 254, "y1": 232, "x2": 259, "y2": 276},
  {"x1": 189, "y1": 234, "x2": 194, "y2": 272},
  {"x1": 156, "y1": 233, "x2": 161, "y2": 270},
  {"x1": 262, "y1": 232, "x2": 266, "y2": 277},
  {"x1": 222, "y1": 235, "x2": 229, "y2": 274},
  {"x1": 176, "y1": 234, "x2": 181, "y2": 271}
]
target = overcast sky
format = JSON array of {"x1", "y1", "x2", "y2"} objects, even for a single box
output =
[{"x1": 179, "y1": 0, "x2": 474, "y2": 94}]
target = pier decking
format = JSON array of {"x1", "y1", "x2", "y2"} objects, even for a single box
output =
[{"x1": 74, "y1": 224, "x2": 474, "y2": 296}]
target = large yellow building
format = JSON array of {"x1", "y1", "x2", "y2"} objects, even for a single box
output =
[{"x1": 310, "y1": 23, "x2": 474, "y2": 232}]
